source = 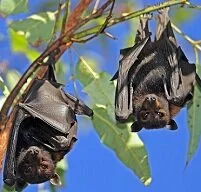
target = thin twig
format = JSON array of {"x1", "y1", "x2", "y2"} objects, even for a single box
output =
[
  {"x1": 70, "y1": 0, "x2": 116, "y2": 43},
  {"x1": 48, "y1": 1, "x2": 63, "y2": 46},
  {"x1": 194, "y1": 48, "x2": 199, "y2": 65},
  {"x1": 69, "y1": 48, "x2": 79, "y2": 98},
  {"x1": 63, "y1": 0, "x2": 113, "y2": 37},
  {"x1": 92, "y1": 0, "x2": 100, "y2": 14},
  {"x1": 72, "y1": 0, "x2": 188, "y2": 41},
  {"x1": 184, "y1": 1, "x2": 201, "y2": 9},
  {"x1": 99, "y1": 0, "x2": 115, "y2": 33},
  {"x1": 194, "y1": 40, "x2": 201, "y2": 44},
  {"x1": 60, "y1": 0, "x2": 70, "y2": 36},
  {"x1": 104, "y1": 31, "x2": 117, "y2": 40}
]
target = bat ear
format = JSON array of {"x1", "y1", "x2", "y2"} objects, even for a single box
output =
[
  {"x1": 50, "y1": 173, "x2": 62, "y2": 186},
  {"x1": 131, "y1": 121, "x2": 143, "y2": 132},
  {"x1": 166, "y1": 119, "x2": 178, "y2": 130}
]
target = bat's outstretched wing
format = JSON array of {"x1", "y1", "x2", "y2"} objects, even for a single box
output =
[
  {"x1": 112, "y1": 15, "x2": 152, "y2": 121},
  {"x1": 156, "y1": 8, "x2": 197, "y2": 106}
]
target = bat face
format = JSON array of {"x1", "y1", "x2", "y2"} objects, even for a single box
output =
[
  {"x1": 16, "y1": 146, "x2": 56, "y2": 184},
  {"x1": 135, "y1": 94, "x2": 170, "y2": 129}
]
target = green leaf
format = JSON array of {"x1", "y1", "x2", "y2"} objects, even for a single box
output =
[
  {"x1": 76, "y1": 58, "x2": 151, "y2": 185},
  {"x1": 0, "y1": 96, "x2": 6, "y2": 110},
  {"x1": 9, "y1": 29, "x2": 66, "y2": 82},
  {"x1": 9, "y1": 12, "x2": 55, "y2": 44},
  {"x1": 84, "y1": 72, "x2": 115, "y2": 121},
  {"x1": 6, "y1": 70, "x2": 21, "y2": 90},
  {"x1": 76, "y1": 57, "x2": 99, "y2": 86},
  {"x1": 2, "y1": 184, "x2": 15, "y2": 192},
  {"x1": 0, "y1": 76, "x2": 10, "y2": 97},
  {"x1": 187, "y1": 65, "x2": 201, "y2": 163},
  {"x1": 55, "y1": 61, "x2": 67, "y2": 84},
  {"x1": 92, "y1": 107, "x2": 151, "y2": 185},
  {"x1": 0, "y1": 0, "x2": 28, "y2": 16},
  {"x1": 9, "y1": 29, "x2": 40, "y2": 62}
]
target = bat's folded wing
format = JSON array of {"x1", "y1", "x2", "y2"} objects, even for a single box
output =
[
  {"x1": 156, "y1": 8, "x2": 196, "y2": 106},
  {"x1": 115, "y1": 36, "x2": 149, "y2": 121},
  {"x1": 19, "y1": 79, "x2": 77, "y2": 134},
  {"x1": 61, "y1": 91, "x2": 93, "y2": 117}
]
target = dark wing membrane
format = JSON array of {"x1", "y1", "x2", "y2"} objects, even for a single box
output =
[
  {"x1": 61, "y1": 91, "x2": 93, "y2": 117},
  {"x1": 115, "y1": 37, "x2": 149, "y2": 121},
  {"x1": 19, "y1": 79, "x2": 74, "y2": 134},
  {"x1": 26, "y1": 117, "x2": 77, "y2": 152},
  {"x1": 156, "y1": 8, "x2": 196, "y2": 105},
  {"x1": 3, "y1": 108, "x2": 28, "y2": 187},
  {"x1": 178, "y1": 47, "x2": 196, "y2": 100}
]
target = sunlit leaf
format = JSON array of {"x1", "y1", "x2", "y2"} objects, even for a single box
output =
[
  {"x1": 6, "y1": 70, "x2": 21, "y2": 90},
  {"x1": 9, "y1": 29, "x2": 40, "y2": 62},
  {"x1": 0, "y1": 0, "x2": 28, "y2": 17},
  {"x1": 9, "y1": 12, "x2": 55, "y2": 44},
  {"x1": 2, "y1": 184, "x2": 15, "y2": 192},
  {"x1": 76, "y1": 59, "x2": 151, "y2": 185},
  {"x1": 92, "y1": 107, "x2": 151, "y2": 185},
  {"x1": 76, "y1": 57, "x2": 99, "y2": 86},
  {"x1": 187, "y1": 65, "x2": 201, "y2": 164},
  {"x1": 0, "y1": 76, "x2": 10, "y2": 97},
  {"x1": 55, "y1": 61, "x2": 67, "y2": 84}
]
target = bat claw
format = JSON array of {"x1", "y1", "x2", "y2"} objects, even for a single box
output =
[{"x1": 140, "y1": 13, "x2": 153, "y2": 20}]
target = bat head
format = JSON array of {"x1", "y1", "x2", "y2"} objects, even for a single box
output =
[
  {"x1": 134, "y1": 94, "x2": 171, "y2": 130},
  {"x1": 16, "y1": 146, "x2": 61, "y2": 186}
]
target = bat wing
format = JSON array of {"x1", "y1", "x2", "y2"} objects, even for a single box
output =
[
  {"x1": 156, "y1": 8, "x2": 196, "y2": 106},
  {"x1": 61, "y1": 91, "x2": 93, "y2": 117},
  {"x1": 114, "y1": 36, "x2": 149, "y2": 121},
  {"x1": 111, "y1": 47, "x2": 133, "y2": 81},
  {"x1": 25, "y1": 117, "x2": 78, "y2": 152},
  {"x1": 3, "y1": 108, "x2": 29, "y2": 187},
  {"x1": 19, "y1": 79, "x2": 77, "y2": 134}
]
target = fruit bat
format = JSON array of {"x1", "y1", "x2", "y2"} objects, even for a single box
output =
[
  {"x1": 112, "y1": 8, "x2": 201, "y2": 132},
  {"x1": 3, "y1": 55, "x2": 93, "y2": 191}
]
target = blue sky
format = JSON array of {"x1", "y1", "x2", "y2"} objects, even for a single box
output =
[{"x1": 1, "y1": 0, "x2": 201, "y2": 192}]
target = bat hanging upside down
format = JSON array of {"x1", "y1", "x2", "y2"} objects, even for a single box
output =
[
  {"x1": 3, "y1": 60, "x2": 93, "y2": 191},
  {"x1": 112, "y1": 8, "x2": 201, "y2": 132}
]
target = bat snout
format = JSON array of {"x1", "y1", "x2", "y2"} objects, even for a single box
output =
[{"x1": 145, "y1": 95, "x2": 156, "y2": 102}]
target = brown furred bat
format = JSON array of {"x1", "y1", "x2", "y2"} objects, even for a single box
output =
[
  {"x1": 3, "y1": 56, "x2": 93, "y2": 191},
  {"x1": 112, "y1": 8, "x2": 201, "y2": 132}
]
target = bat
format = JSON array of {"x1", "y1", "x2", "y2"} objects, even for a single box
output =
[
  {"x1": 112, "y1": 8, "x2": 201, "y2": 132},
  {"x1": 3, "y1": 56, "x2": 93, "y2": 191}
]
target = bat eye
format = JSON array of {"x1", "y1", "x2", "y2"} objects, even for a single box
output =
[
  {"x1": 157, "y1": 112, "x2": 164, "y2": 118},
  {"x1": 41, "y1": 164, "x2": 48, "y2": 170}
]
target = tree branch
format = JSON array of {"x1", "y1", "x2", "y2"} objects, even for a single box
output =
[{"x1": 72, "y1": 0, "x2": 188, "y2": 41}]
